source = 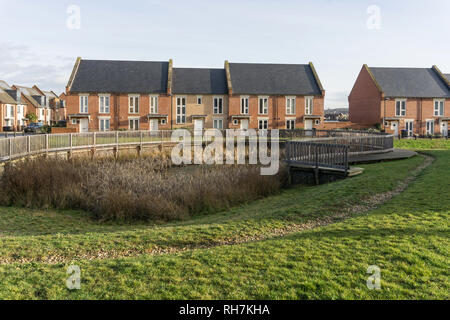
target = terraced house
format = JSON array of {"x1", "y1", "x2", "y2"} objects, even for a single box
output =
[
  {"x1": 0, "y1": 81, "x2": 27, "y2": 131},
  {"x1": 226, "y1": 62, "x2": 325, "y2": 130},
  {"x1": 12, "y1": 84, "x2": 52, "y2": 126},
  {"x1": 65, "y1": 58, "x2": 325, "y2": 132},
  {"x1": 349, "y1": 65, "x2": 450, "y2": 137}
]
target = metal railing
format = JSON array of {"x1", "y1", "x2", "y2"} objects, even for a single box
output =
[{"x1": 0, "y1": 129, "x2": 393, "y2": 163}]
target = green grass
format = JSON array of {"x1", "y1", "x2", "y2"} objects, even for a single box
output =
[
  {"x1": 394, "y1": 138, "x2": 450, "y2": 150},
  {"x1": 0, "y1": 139, "x2": 448, "y2": 299}
]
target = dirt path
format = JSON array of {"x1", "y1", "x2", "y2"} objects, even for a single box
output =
[{"x1": 1, "y1": 154, "x2": 434, "y2": 265}]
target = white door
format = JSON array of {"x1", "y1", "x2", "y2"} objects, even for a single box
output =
[
  {"x1": 305, "y1": 119, "x2": 313, "y2": 136},
  {"x1": 194, "y1": 119, "x2": 203, "y2": 134},
  {"x1": 391, "y1": 122, "x2": 399, "y2": 136},
  {"x1": 150, "y1": 119, "x2": 158, "y2": 132},
  {"x1": 240, "y1": 119, "x2": 249, "y2": 130},
  {"x1": 405, "y1": 121, "x2": 414, "y2": 137},
  {"x1": 441, "y1": 121, "x2": 448, "y2": 137},
  {"x1": 80, "y1": 119, "x2": 89, "y2": 133}
]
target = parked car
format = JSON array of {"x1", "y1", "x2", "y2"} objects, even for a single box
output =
[{"x1": 24, "y1": 122, "x2": 44, "y2": 134}]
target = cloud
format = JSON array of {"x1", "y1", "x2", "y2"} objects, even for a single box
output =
[
  {"x1": 325, "y1": 91, "x2": 349, "y2": 109},
  {"x1": 0, "y1": 43, "x2": 74, "y2": 93}
]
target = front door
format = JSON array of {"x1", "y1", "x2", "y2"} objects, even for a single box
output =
[
  {"x1": 194, "y1": 119, "x2": 203, "y2": 134},
  {"x1": 305, "y1": 119, "x2": 313, "y2": 136},
  {"x1": 150, "y1": 119, "x2": 158, "y2": 132},
  {"x1": 441, "y1": 121, "x2": 448, "y2": 137},
  {"x1": 240, "y1": 119, "x2": 249, "y2": 130},
  {"x1": 80, "y1": 119, "x2": 89, "y2": 133},
  {"x1": 405, "y1": 121, "x2": 414, "y2": 137},
  {"x1": 391, "y1": 122, "x2": 399, "y2": 136}
]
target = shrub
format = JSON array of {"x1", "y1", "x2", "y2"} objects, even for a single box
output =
[{"x1": 0, "y1": 155, "x2": 288, "y2": 222}]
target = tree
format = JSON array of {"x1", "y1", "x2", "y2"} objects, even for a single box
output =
[{"x1": 26, "y1": 113, "x2": 38, "y2": 123}]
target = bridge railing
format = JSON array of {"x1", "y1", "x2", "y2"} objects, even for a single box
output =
[{"x1": 0, "y1": 129, "x2": 393, "y2": 162}]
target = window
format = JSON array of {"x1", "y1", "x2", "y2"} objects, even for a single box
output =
[
  {"x1": 258, "y1": 119, "x2": 268, "y2": 130},
  {"x1": 241, "y1": 96, "x2": 249, "y2": 114},
  {"x1": 197, "y1": 96, "x2": 203, "y2": 105},
  {"x1": 129, "y1": 118, "x2": 140, "y2": 131},
  {"x1": 150, "y1": 96, "x2": 158, "y2": 114},
  {"x1": 259, "y1": 97, "x2": 268, "y2": 115},
  {"x1": 213, "y1": 97, "x2": 223, "y2": 114},
  {"x1": 99, "y1": 118, "x2": 110, "y2": 131},
  {"x1": 129, "y1": 95, "x2": 139, "y2": 114},
  {"x1": 426, "y1": 120, "x2": 435, "y2": 135},
  {"x1": 176, "y1": 97, "x2": 186, "y2": 124},
  {"x1": 213, "y1": 118, "x2": 223, "y2": 129},
  {"x1": 79, "y1": 95, "x2": 88, "y2": 113},
  {"x1": 434, "y1": 100, "x2": 444, "y2": 116},
  {"x1": 161, "y1": 118, "x2": 167, "y2": 125},
  {"x1": 395, "y1": 99, "x2": 406, "y2": 117},
  {"x1": 9, "y1": 105, "x2": 14, "y2": 118},
  {"x1": 233, "y1": 119, "x2": 239, "y2": 126},
  {"x1": 99, "y1": 95, "x2": 110, "y2": 113},
  {"x1": 286, "y1": 119, "x2": 295, "y2": 129},
  {"x1": 315, "y1": 119, "x2": 321, "y2": 126},
  {"x1": 305, "y1": 97, "x2": 313, "y2": 115},
  {"x1": 71, "y1": 119, "x2": 77, "y2": 125},
  {"x1": 17, "y1": 105, "x2": 21, "y2": 114},
  {"x1": 286, "y1": 97, "x2": 296, "y2": 115}
]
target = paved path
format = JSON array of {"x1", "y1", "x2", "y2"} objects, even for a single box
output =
[{"x1": 349, "y1": 149, "x2": 417, "y2": 164}]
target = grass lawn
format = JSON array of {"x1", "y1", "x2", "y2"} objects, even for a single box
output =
[{"x1": 0, "y1": 140, "x2": 448, "y2": 299}]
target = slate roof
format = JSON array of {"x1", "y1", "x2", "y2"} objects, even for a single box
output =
[
  {"x1": 368, "y1": 67, "x2": 450, "y2": 98},
  {"x1": 70, "y1": 60, "x2": 169, "y2": 94},
  {"x1": 0, "y1": 88, "x2": 17, "y2": 104},
  {"x1": 445, "y1": 74, "x2": 450, "y2": 82},
  {"x1": 0, "y1": 80, "x2": 12, "y2": 90},
  {"x1": 14, "y1": 85, "x2": 43, "y2": 107},
  {"x1": 172, "y1": 68, "x2": 228, "y2": 94},
  {"x1": 228, "y1": 63, "x2": 323, "y2": 95}
]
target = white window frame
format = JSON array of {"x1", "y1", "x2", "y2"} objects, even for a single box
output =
[
  {"x1": 233, "y1": 119, "x2": 239, "y2": 126},
  {"x1": 213, "y1": 97, "x2": 224, "y2": 114},
  {"x1": 395, "y1": 99, "x2": 406, "y2": 117},
  {"x1": 315, "y1": 119, "x2": 321, "y2": 126},
  {"x1": 286, "y1": 118, "x2": 296, "y2": 130},
  {"x1": 213, "y1": 118, "x2": 224, "y2": 130},
  {"x1": 196, "y1": 96, "x2": 203, "y2": 105},
  {"x1": 258, "y1": 97, "x2": 269, "y2": 115},
  {"x1": 71, "y1": 118, "x2": 77, "y2": 125},
  {"x1": 161, "y1": 118, "x2": 167, "y2": 125},
  {"x1": 426, "y1": 120, "x2": 435, "y2": 135},
  {"x1": 99, "y1": 94, "x2": 110, "y2": 114},
  {"x1": 305, "y1": 96, "x2": 314, "y2": 115},
  {"x1": 176, "y1": 96, "x2": 186, "y2": 124},
  {"x1": 79, "y1": 94, "x2": 89, "y2": 114},
  {"x1": 258, "y1": 118, "x2": 268, "y2": 130},
  {"x1": 240, "y1": 96, "x2": 249, "y2": 114},
  {"x1": 129, "y1": 95, "x2": 140, "y2": 114},
  {"x1": 286, "y1": 97, "x2": 296, "y2": 115},
  {"x1": 128, "y1": 117, "x2": 140, "y2": 131},
  {"x1": 99, "y1": 117, "x2": 111, "y2": 132},
  {"x1": 150, "y1": 95, "x2": 159, "y2": 114},
  {"x1": 434, "y1": 99, "x2": 444, "y2": 117}
]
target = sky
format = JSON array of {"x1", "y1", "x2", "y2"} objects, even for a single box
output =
[{"x1": 0, "y1": 0, "x2": 449, "y2": 109}]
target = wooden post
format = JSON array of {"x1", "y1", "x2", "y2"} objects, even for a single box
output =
[
  {"x1": 27, "y1": 136, "x2": 31, "y2": 154},
  {"x1": 8, "y1": 138, "x2": 12, "y2": 160},
  {"x1": 314, "y1": 146, "x2": 319, "y2": 185},
  {"x1": 45, "y1": 134, "x2": 49, "y2": 158}
]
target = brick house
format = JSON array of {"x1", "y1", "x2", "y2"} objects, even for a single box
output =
[
  {"x1": 172, "y1": 67, "x2": 228, "y2": 130},
  {"x1": 12, "y1": 84, "x2": 51, "y2": 125},
  {"x1": 349, "y1": 65, "x2": 450, "y2": 136},
  {"x1": 0, "y1": 81, "x2": 28, "y2": 131},
  {"x1": 225, "y1": 62, "x2": 325, "y2": 130},
  {"x1": 32, "y1": 86, "x2": 66, "y2": 124},
  {"x1": 65, "y1": 58, "x2": 172, "y2": 132},
  {"x1": 65, "y1": 58, "x2": 325, "y2": 132}
]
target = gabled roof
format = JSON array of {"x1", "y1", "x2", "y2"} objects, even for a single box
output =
[
  {"x1": 0, "y1": 80, "x2": 12, "y2": 90},
  {"x1": 13, "y1": 85, "x2": 43, "y2": 108},
  {"x1": 0, "y1": 88, "x2": 17, "y2": 104},
  {"x1": 69, "y1": 59, "x2": 169, "y2": 94},
  {"x1": 172, "y1": 68, "x2": 228, "y2": 94},
  {"x1": 368, "y1": 67, "x2": 450, "y2": 98},
  {"x1": 228, "y1": 62, "x2": 323, "y2": 95}
]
